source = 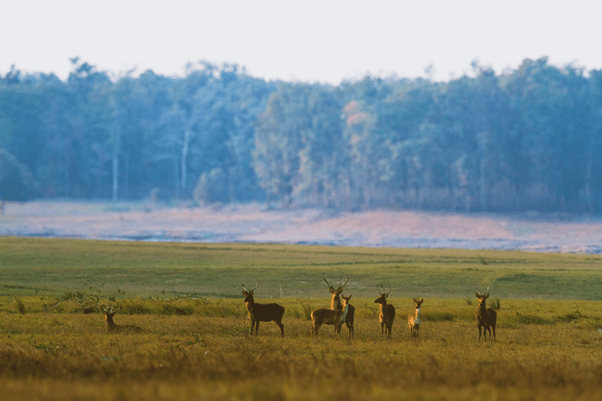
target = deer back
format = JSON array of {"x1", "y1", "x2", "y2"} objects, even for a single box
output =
[
  {"x1": 104, "y1": 313, "x2": 142, "y2": 333},
  {"x1": 248, "y1": 302, "x2": 285, "y2": 322},
  {"x1": 485, "y1": 307, "x2": 497, "y2": 325},
  {"x1": 311, "y1": 308, "x2": 344, "y2": 325}
]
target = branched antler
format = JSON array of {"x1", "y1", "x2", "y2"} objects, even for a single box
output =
[{"x1": 241, "y1": 282, "x2": 259, "y2": 293}]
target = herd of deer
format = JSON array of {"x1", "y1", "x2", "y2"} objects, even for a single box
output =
[
  {"x1": 239, "y1": 275, "x2": 497, "y2": 341},
  {"x1": 100, "y1": 275, "x2": 497, "y2": 341}
]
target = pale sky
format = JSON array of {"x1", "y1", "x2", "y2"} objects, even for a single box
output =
[{"x1": 2, "y1": 0, "x2": 602, "y2": 84}]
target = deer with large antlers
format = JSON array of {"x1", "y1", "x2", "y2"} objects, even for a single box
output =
[
  {"x1": 311, "y1": 293, "x2": 351, "y2": 339},
  {"x1": 475, "y1": 287, "x2": 497, "y2": 341},
  {"x1": 241, "y1": 282, "x2": 285, "y2": 337},
  {"x1": 374, "y1": 286, "x2": 395, "y2": 339},
  {"x1": 408, "y1": 298, "x2": 424, "y2": 339},
  {"x1": 100, "y1": 305, "x2": 143, "y2": 333},
  {"x1": 323, "y1": 274, "x2": 355, "y2": 339}
]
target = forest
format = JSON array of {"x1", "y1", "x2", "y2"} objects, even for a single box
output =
[{"x1": 2, "y1": 57, "x2": 602, "y2": 213}]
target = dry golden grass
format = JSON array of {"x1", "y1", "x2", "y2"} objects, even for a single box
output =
[{"x1": 2, "y1": 297, "x2": 602, "y2": 400}]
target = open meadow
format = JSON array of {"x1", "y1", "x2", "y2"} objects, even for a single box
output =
[{"x1": 1, "y1": 237, "x2": 602, "y2": 400}]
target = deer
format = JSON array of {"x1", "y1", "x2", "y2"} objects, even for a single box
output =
[
  {"x1": 241, "y1": 282, "x2": 285, "y2": 337},
  {"x1": 408, "y1": 298, "x2": 424, "y2": 339},
  {"x1": 323, "y1": 274, "x2": 354, "y2": 339},
  {"x1": 475, "y1": 287, "x2": 497, "y2": 341},
  {"x1": 100, "y1": 305, "x2": 143, "y2": 333},
  {"x1": 311, "y1": 293, "x2": 351, "y2": 339},
  {"x1": 374, "y1": 285, "x2": 395, "y2": 339}
]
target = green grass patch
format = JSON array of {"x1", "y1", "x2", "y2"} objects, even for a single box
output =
[{"x1": 2, "y1": 236, "x2": 602, "y2": 301}]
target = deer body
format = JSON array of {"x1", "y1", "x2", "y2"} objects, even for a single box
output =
[
  {"x1": 374, "y1": 287, "x2": 395, "y2": 339},
  {"x1": 242, "y1": 283, "x2": 285, "y2": 337},
  {"x1": 311, "y1": 296, "x2": 350, "y2": 338},
  {"x1": 323, "y1": 274, "x2": 354, "y2": 339},
  {"x1": 476, "y1": 292, "x2": 497, "y2": 341},
  {"x1": 101, "y1": 305, "x2": 142, "y2": 333},
  {"x1": 408, "y1": 298, "x2": 424, "y2": 338}
]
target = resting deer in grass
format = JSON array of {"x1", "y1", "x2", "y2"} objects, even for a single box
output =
[
  {"x1": 323, "y1": 274, "x2": 355, "y2": 339},
  {"x1": 311, "y1": 293, "x2": 351, "y2": 339},
  {"x1": 475, "y1": 287, "x2": 497, "y2": 341},
  {"x1": 241, "y1": 282, "x2": 285, "y2": 337},
  {"x1": 374, "y1": 286, "x2": 395, "y2": 339},
  {"x1": 408, "y1": 298, "x2": 424, "y2": 339},
  {"x1": 100, "y1": 305, "x2": 142, "y2": 333}
]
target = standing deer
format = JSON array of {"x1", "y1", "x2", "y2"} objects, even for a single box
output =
[
  {"x1": 323, "y1": 274, "x2": 354, "y2": 339},
  {"x1": 341, "y1": 294, "x2": 355, "y2": 339},
  {"x1": 475, "y1": 287, "x2": 497, "y2": 341},
  {"x1": 374, "y1": 286, "x2": 395, "y2": 339},
  {"x1": 408, "y1": 298, "x2": 424, "y2": 338},
  {"x1": 241, "y1": 282, "x2": 285, "y2": 337},
  {"x1": 311, "y1": 294, "x2": 350, "y2": 338},
  {"x1": 100, "y1": 305, "x2": 142, "y2": 333}
]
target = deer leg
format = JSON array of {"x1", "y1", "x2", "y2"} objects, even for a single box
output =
[
  {"x1": 275, "y1": 319, "x2": 284, "y2": 337},
  {"x1": 477, "y1": 325, "x2": 482, "y2": 341},
  {"x1": 381, "y1": 323, "x2": 385, "y2": 338},
  {"x1": 254, "y1": 321, "x2": 260, "y2": 336},
  {"x1": 312, "y1": 323, "x2": 320, "y2": 338}
]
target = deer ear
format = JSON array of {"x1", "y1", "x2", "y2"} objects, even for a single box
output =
[
  {"x1": 420, "y1": 298, "x2": 424, "y2": 303},
  {"x1": 242, "y1": 290, "x2": 247, "y2": 296},
  {"x1": 475, "y1": 293, "x2": 480, "y2": 298},
  {"x1": 485, "y1": 294, "x2": 489, "y2": 299},
  {"x1": 250, "y1": 290, "x2": 254, "y2": 295}
]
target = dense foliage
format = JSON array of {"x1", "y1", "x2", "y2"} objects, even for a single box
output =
[{"x1": 2, "y1": 57, "x2": 602, "y2": 213}]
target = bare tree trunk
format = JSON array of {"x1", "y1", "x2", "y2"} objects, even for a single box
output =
[
  {"x1": 112, "y1": 151, "x2": 118, "y2": 202},
  {"x1": 174, "y1": 153, "x2": 180, "y2": 199},
  {"x1": 585, "y1": 142, "x2": 594, "y2": 213},
  {"x1": 181, "y1": 130, "x2": 190, "y2": 193}
]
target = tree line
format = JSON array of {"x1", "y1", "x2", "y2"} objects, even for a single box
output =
[{"x1": 2, "y1": 57, "x2": 602, "y2": 213}]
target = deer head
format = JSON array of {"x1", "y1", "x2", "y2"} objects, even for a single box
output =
[
  {"x1": 475, "y1": 286, "x2": 490, "y2": 305},
  {"x1": 323, "y1": 274, "x2": 348, "y2": 309},
  {"x1": 100, "y1": 304, "x2": 121, "y2": 315},
  {"x1": 242, "y1": 282, "x2": 259, "y2": 302},
  {"x1": 374, "y1": 285, "x2": 391, "y2": 304}
]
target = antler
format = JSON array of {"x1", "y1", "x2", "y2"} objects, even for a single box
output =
[
  {"x1": 379, "y1": 284, "x2": 391, "y2": 295},
  {"x1": 475, "y1": 285, "x2": 491, "y2": 297},
  {"x1": 242, "y1": 282, "x2": 259, "y2": 292},
  {"x1": 323, "y1": 274, "x2": 334, "y2": 290},
  {"x1": 324, "y1": 274, "x2": 348, "y2": 294},
  {"x1": 100, "y1": 304, "x2": 121, "y2": 314}
]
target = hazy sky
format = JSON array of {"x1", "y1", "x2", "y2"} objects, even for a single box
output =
[{"x1": 2, "y1": 0, "x2": 602, "y2": 84}]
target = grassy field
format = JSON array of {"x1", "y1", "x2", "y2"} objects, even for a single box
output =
[{"x1": 2, "y1": 236, "x2": 602, "y2": 400}]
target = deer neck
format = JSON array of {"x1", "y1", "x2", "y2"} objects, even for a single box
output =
[
  {"x1": 478, "y1": 301, "x2": 489, "y2": 317},
  {"x1": 413, "y1": 306, "x2": 422, "y2": 324},
  {"x1": 244, "y1": 296, "x2": 255, "y2": 313},
  {"x1": 339, "y1": 304, "x2": 349, "y2": 322},
  {"x1": 331, "y1": 294, "x2": 342, "y2": 310},
  {"x1": 379, "y1": 299, "x2": 387, "y2": 314},
  {"x1": 105, "y1": 314, "x2": 116, "y2": 331}
]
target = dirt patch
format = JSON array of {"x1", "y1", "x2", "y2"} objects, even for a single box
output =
[{"x1": 2, "y1": 201, "x2": 602, "y2": 253}]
